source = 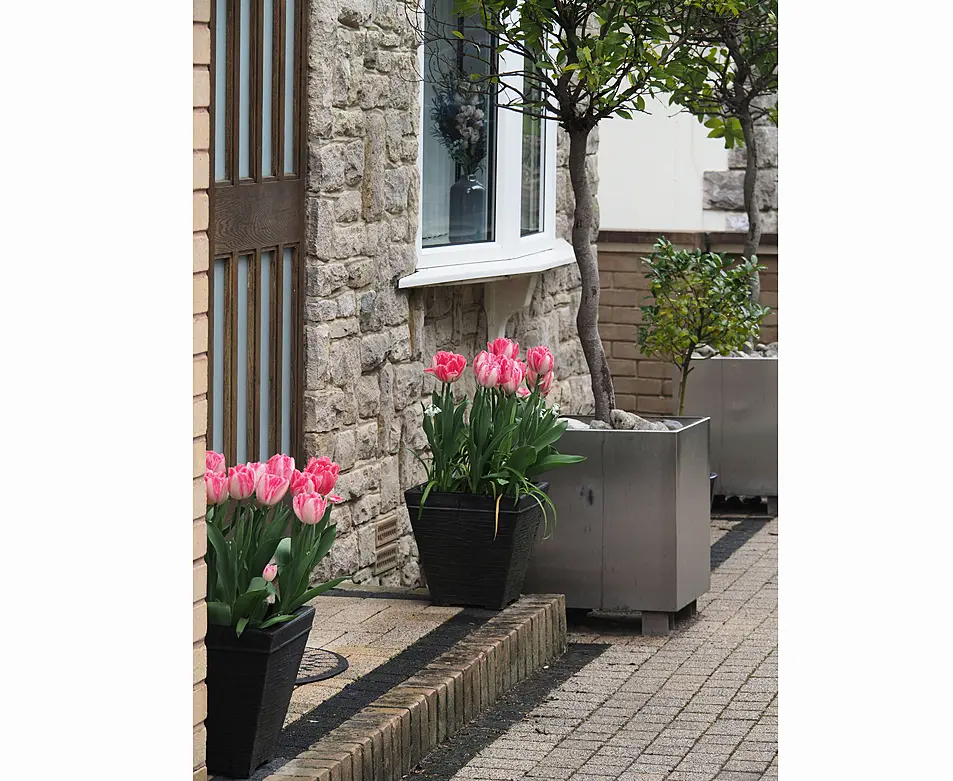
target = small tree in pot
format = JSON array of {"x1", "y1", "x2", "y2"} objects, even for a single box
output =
[
  {"x1": 637, "y1": 238, "x2": 769, "y2": 416},
  {"x1": 411, "y1": 0, "x2": 710, "y2": 423}
]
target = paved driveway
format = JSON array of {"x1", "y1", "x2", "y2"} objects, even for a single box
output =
[{"x1": 444, "y1": 518, "x2": 779, "y2": 781}]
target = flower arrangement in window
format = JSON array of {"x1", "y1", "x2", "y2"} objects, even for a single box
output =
[{"x1": 429, "y1": 70, "x2": 490, "y2": 176}]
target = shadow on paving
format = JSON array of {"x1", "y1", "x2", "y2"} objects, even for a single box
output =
[{"x1": 409, "y1": 644, "x2": 609, "y2": 780}]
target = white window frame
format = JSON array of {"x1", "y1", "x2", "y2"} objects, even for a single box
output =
[{"x1": 399, "y1": 11, "x2": 573, "y2": 289}]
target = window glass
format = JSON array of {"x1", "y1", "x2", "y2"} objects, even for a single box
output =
[
  {"x1": 422, "y1": 0, "x2": 496, "y2": 247},
  {"x1": 520, "y1": 64, "x2": 544, "y2": 236}
]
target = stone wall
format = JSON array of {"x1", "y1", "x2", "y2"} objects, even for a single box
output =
[
  {"x1": 598, "y1": 231, "x2": 778, "y2": 417},
  {"x1": 303, "y1": 1, "x2": 595, "y2": 588},
  {"x1": 702, "y1": 98, "x2": 778, "y2": 233}
]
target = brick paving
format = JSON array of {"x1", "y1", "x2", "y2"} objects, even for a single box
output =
[{"x1": 447, "y1": 518, "x2": 779, "y2": 781}]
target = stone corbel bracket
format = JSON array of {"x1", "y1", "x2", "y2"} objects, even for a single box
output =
[{"x1": 483, "y1": 274, "x2": 539, "y2": 341}]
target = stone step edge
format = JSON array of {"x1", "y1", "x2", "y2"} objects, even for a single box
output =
[{"x1": 265, "y1": 594, "x2": 567, "y2": 781}]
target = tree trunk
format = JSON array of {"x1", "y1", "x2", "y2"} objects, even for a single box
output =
[
  {"x1": 567, "y1": 126, "x2": 615, "y2": 423},
  {"x1": 738, "y1": 108, "x2": 762, "y2": 305}
]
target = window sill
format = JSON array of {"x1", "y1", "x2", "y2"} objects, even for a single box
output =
[{"x1": 397, "y1": 240, "x2": 575, "y2": 289}]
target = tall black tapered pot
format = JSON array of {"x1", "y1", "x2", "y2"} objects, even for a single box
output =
[
  {"x1": 205, "y1": 605, "x2": 314, "y2": 778},
  {"x1": 404, "y1": 483, "x2": 547, "y2": 610}
]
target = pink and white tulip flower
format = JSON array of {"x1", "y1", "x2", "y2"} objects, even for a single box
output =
[
  {"x1": 516, "y1": 387, "x2": 530, "y2": 399},
  {"x1": 498, "y1": 357, "x2": 526, "y2": 395},
  {"x1": 255, "y1": 473, "x2": 290, "y2": 507},
  {"x1": 423, "y1": 351, "x2": 467, "y2": 383},
  {"x1": 265, "y1": 453, "x2": 296, "y2": 481},
  {"x1": 487, "y1": 337, "x2": 519, "y2": 360},
  {"x1": 206, "y1": 450, "x2": 226, "y2": 474},
  {"x1": 474, "y1": 351, "x2": 502, "y2": 389},
  {"x1": 204, "y1": 469, "x2": 229, "y2": 505},
  {"x1": 227, "y1": 464, "x2": 257, "y2": 500},
  {"x1": 525, "y1": 346, "x2": 555, "y2": 376},
  {"x1": 262, "y1": 562, "x2": 278, "y2": 582},
  {"x1": 304, "y1": 456, "x2": 341, "y2": 496},
  {"x1": 289, "y1": 469, "x2": 318, "y2": 498},
  {"x1": 293, "y1": 492, "x2": 328, "y2": 525},
  {"x1": 527, "y1": 369, "x2": 555, "y2": 396}
]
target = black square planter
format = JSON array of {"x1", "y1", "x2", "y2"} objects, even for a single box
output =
[
  {"x1": 205, "y1": 605, "x2": 314, "y2": 778},
  {"x1": 404, "y1": 483, "x2": 547, "y2": 610}
]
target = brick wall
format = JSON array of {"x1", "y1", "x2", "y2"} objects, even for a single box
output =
[
  {"x1": 598, "y1": 231, "x2": 778, "y2": 416},
  {"x1": 193, "y1": 1, "x2": 211, "y2": 778}
]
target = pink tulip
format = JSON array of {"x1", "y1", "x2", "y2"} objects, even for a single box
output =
[
  {"x1": 304, "y1": 456, "x2": 341, "y2": 496},
  {"x1": 423, "y1": 351, "x2": 467, "y2": 383},
  {"x1": 206, "y1": 451, "x2": 226, "y2": 474},
  {"x1": 227, "y1": 464, "x2": 257, "y2": 500},
  {"x1": 474, "y1": 351, "x2": 502, "y2": 389},
  {"x1": 265, "y1": 453, "x2": 295, "y2": 481},
  {"x1": 498, "y1": 357, "x2": 526, "y2": 395},
  {"x1": 245, "y1": 461, "x2": 267, "y2": 486},
  {"x1": 262, "y1": 563, "x2": 278, "y2": 582},
  {"x1": 256, "y1": 473, "x2": 290, "y2": 506},
  {"x1": 516, "y1": 387, "x2": 530, "y2": 399},
  {"x1": 289, "y1": 469, "x2": 318, "y2": 498},
  {"x1": 526, "y1": 369, "x2": 555, "y2": 396},
  {"x1": 525, "y1": 346, "x2": 555, "y2": 376},
  {"x1": 327, "y1": 494, "x2": 344, "y2": 504},
  {"x1": 204, "y1": 470, "x2": 229, "y2": 505},
  {"x1": 487, "y1": 337, "x2": 519, "y2": 360},
  {"x1": 293, "y1": 492, "x2": 328, "y2": 525}
]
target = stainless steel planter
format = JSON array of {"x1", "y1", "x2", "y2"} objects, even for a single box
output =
[
  {"x1": 523, "y1": 417, "x2": 711, "y2": 634},
  {"x1": 678, "y1": 357, "x2": 778, "y2": 501}
]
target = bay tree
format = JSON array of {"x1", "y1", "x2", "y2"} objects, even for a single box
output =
[
  {"x1": 412, "y1": 0, "x2": 711, "y2": 423},
  {"x1": 663, "y1": 0, "x2": 778, "y2": 266}
]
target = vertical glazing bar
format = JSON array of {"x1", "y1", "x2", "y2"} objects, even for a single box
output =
[
  {"x1": 262, "y1": 0, "x2": 274, "y2": 178},
  {"x1": 281, "y1": 247, "x2": 293, "y2": 454},
  {"x1": 259, "y1": 251, "x2": 273, "y2": 460},
  {"x1": 212, "y1": 259, "x2": 226, "y2": 453},
  {"x1": 214, "y1": 0, "x2": 227, "y2": 181},
  {"x1": 275, "y1": 0, "x2": 286, "y2": 180},
  {"x1": 251, "y1": 0, "x2": 262, "y2": 183},
  {"x1": 224, "y1": 253, "x2": 238, "y2": 465},
  {"x1": 248, "y1": 250, "x2": 260, "y2": 460},
  {"x1": 236, "y1": 255, "x2": 249, "y2": 464},
  {"x1": 271, "y1": 244, "x2": 283, "y2": 456},
  {"x1": 239, "y1": 0, "x2": 251, "y2": 179},
  {"x1": 282, "y1": 0, "x2": 295, "y2": 175}
]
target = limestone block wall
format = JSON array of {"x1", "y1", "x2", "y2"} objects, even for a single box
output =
[{"x1": 302, "y1": 1, "x2": 595, "y2": 588}]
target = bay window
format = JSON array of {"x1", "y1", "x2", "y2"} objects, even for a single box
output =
[{"x1": 399, "y1": 0, "x2": 573, "y2": 289}]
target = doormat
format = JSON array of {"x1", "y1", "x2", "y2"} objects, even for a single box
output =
[{"x1": 294, "y1": 648, "x2": 348, "y2": 686}]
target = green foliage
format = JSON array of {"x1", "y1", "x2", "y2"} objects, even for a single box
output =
[
  {"x1": 663, "y1": 0, "x2": 778, "y2": 148},
  {"x1": 419, "y1": 379, "x2": 584, "y2": 538},
  {"x1": 638, "y1": 238, "x2": 769, "y2": 412},
  {"x1": 445, "y1": 0, "x2": 706, "y2": 130},
  {"x1": 205, "y1": 501, "x2": 345, "y2": 637}
]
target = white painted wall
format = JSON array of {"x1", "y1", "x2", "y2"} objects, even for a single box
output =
[{"x1": 598, "y1": 95, "x2": 729, "y2": 232}]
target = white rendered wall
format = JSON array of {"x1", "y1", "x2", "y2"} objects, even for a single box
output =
[{"x1": 598, "y1": 95, "x2": 729, "y2": 232}]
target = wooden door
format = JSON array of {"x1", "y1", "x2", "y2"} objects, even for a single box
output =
[{"x1": 208, "y1": 0, "x2": 306, "y2": 465}]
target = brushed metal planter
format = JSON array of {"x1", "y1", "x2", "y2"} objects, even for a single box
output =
[
  {"x1": 523, "y1": 417, "x2": 711, "y2": 634},
  {"x1": 677, "y1": 357, "x2": 778, "y2": 505}
]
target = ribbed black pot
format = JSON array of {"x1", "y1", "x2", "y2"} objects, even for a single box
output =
[
  {"x1": 205, "y1": 605, "x2": 314, "y2": 778},
  {"x1": 405, "y1": 483, "x2": 547, "y2": 610}
]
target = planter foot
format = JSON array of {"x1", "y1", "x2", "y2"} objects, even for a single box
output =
[
  {"x1": 767, "y1": 496, "x2": 778, "y2": 517},
  {"x1": 675, "y1": 600, "x2": 698, "y2": 622},
  {"x1": 641, "y1": 611, "x2": 675, "y2": 636}
]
